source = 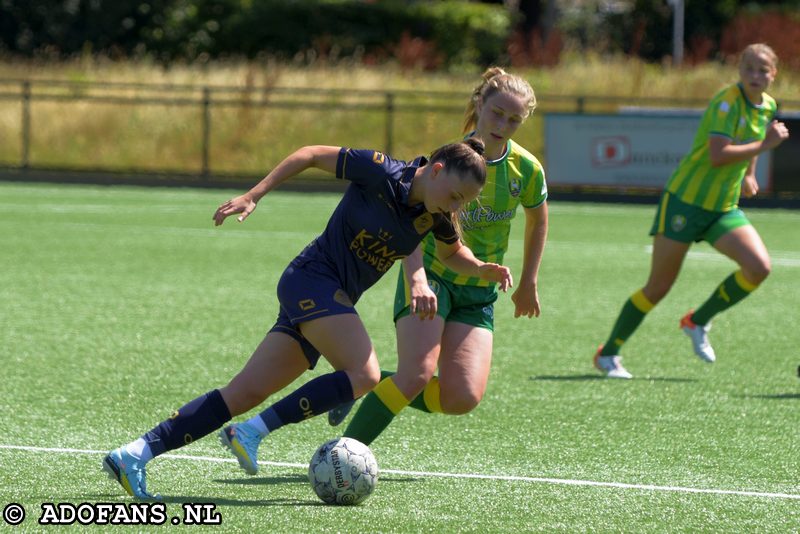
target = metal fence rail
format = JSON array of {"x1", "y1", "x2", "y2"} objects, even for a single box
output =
[{"x1": 0, "y1": 78, "x2": 798, "y2": 194}]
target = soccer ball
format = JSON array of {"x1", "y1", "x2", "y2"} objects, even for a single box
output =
[{"x1": 308, "y1": 437, "x2": 379, "y2": 505}]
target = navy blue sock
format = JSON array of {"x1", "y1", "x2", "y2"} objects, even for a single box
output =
[
  {"x1": 143, "y1": 389, "x2": 232, "y2": 457},
  {"x1": 259, "y1": 370, "x2": 354, "y2": 432}
]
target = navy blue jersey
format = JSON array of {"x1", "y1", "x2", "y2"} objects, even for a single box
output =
[{"x1": 290, "y1": 147, "x2": 458, "y2": 305}]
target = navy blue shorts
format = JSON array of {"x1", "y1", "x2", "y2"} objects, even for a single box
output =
[{"x1": 269, "y1": 262, "x2": 357, "y2": 369}]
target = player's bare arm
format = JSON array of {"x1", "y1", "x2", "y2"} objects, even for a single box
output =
[
  {"x1": 213, "y1": 145, "x2": 341, "y2": 225},
  {"x1": 402, "y1": 245, "x2": 438, "y2": 320},
  {"x1": 708, "y1": 121, "x2": 789, "y2": 167},
  {"x1": 511, "y1": 202, "x2": 548, "y2": 318},
  {"x1": 434, "y1": 239, "x2": 513, "y2": 292}
]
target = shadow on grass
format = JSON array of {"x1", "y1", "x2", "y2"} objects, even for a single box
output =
[
  {"x1": 160, "y1": 494, "x2": 313, "y2": 507},
  {"x1": 736, "y1": 393, "x2": 800, "y2": 400},
  {"x1": 95, "y1": 472, "x2": 419, "y2": 507},
  {"x1": 88, "y1": 492, "x2": 311, "y2": 507},
  {"x1": 215, "y1": 473, "x2": 307, "y2": 486},
  {"x1": 215, "y1": 474, "x2": 420, "y2": 486},
  {"x1": 530, "y1": 374, "x2": 698, "y2": 382}
]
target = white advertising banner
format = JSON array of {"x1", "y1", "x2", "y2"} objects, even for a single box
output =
[{"x1": 544, "y1": 113, "x2": 770, "y2": 189}]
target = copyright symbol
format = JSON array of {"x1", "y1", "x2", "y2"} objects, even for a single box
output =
[{"x1": 3, "y1": 503, "x2": 25, "y2": 525}]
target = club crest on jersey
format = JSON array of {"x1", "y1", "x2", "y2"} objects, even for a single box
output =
[
  {"x1": 427, "y1": 280, "x2": 440, "y2": 295},
  {"x1": 671, "y1": 214, "x2": 687, "y2": 232},
  {"x1": 413, "y1": 212, "x2": 434, "y2": 234},
  {"x1": 372, "y1": 151, "x2": 385, "y2": 164},
  {"x1": 298, "y1": 299, "x2": 316, "y2": 311},
  {"x1": 509, "y1": 177, "x2": 522, "y2": 197}
]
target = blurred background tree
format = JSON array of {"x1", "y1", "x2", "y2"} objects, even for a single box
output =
[{"x1": 0, "y1": 0, "x2": 798, "y2": 69}]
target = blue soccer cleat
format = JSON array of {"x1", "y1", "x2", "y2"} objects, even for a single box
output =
[
  {"x1": 102, "y1": 448, "x2": 158, "y2": 500},
  {"x1": 219, "y1": 422, "x2": 262, "y2": 475},
  {"x1": 327, "y1": 399, "x2": 356, "y2": 426}
]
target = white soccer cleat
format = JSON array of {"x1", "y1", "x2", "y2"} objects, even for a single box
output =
[
  {"x1": 593, "y1": 346, "x2": 633, "y2": 379},
  {"x1": 680, "y1": 312, "x2": 716, "y2": 363}
]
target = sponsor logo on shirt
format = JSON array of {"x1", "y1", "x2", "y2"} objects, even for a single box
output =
[
  {"x1": 461, "y1": 206, "x2": 515, "y2": 227},
  {"x1": 350, "y1": 228, "x2": 405, "y2": 273},
  {"x1": 372, "y1": 151, "x2": 385, "y2": 164}
]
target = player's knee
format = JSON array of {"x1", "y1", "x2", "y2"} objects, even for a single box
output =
[
  {"x1": 393, "y1": 370, "x2": 433, "y2": 400},
  {"x1": 643, "y1": 283, "x2": 670, "y2": 304},
  {"x1": 346, "y1": 360, "x2": 382, "y2": 398},
  {"x1": 744, "y1": 259, "x2": 771, "y2": 284},
  {"x1": 219, "y1": 383, "x2": 266, "y2": 416},
  {"x1": 440, "y1": 388, "x2": 482, "y2": 415}
]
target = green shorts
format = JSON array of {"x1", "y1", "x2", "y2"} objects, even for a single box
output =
[
  {"x1": 393, "y1": 267, "x2": 497, "y2": 331},
  {"x1": 649, "y1": 191, "x2": 751, "y2": 244}
]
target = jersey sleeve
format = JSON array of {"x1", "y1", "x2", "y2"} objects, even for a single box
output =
[
  {"x1": 431, "y1": 215, "x2": 459, "y2": 244},
  {"x1": 519, "y1": 157, "x2": 548, "y2": 209},
  {"x1": 336, "y1": 148, "x2": 394, "y2": 188},
  {"x1": 707, "y1": 95, "x2": 741, "y2": 140}
]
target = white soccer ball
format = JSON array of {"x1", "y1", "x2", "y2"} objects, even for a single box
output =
[{"x1": 308, "y1": 437, "x2": 379, "y2": 505}]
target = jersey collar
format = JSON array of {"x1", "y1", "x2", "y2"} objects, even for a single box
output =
[
  {"x1": 399, "y1": 156, "x2": 427, "y2": 208},
  {"x1": 736, "y1": 82, "x2": 765, "y2": 109},
  {"x1": 465, "y1": 131, "x2": 510, "y2": 165}
]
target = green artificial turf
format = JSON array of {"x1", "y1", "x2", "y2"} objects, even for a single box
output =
[{"x1": 0, "y1": 182, "x2": 798, "y2": 532}]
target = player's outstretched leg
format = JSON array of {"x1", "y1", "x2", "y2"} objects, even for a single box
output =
[
  {"x1": 219, "y1": 422, "x2": 263, "y2": 475},
  {"x1": 680, "y1": 311, "x2": 716, "y2": 362},
  {"x1": 221, "y1": 369, "x2": 355, "y2": 474},
  {"x1": 102, "y1": 448, "x2": 158, "y2": 500},
  {"x1": 103, "y1": 389, "x2": 232, "y2": 499},
  {"x1": 593, "y1": 345, "x2": 633, "y2": 379}
]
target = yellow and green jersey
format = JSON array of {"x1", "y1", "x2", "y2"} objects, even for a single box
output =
[
  {"x1": 421, "y1": 139, "x2": 547, "y2": 287},
  {"x1": 665, "y1": 83, "x2": 777, "y2": 212}
]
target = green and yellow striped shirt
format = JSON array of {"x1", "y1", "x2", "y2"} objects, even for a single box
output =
[
  {"x1": 665, "y1": 83, "x2": 776, "y2": 212},
  {"x1": 422, "y1": 139, "x2": 547, "y2": 287}
]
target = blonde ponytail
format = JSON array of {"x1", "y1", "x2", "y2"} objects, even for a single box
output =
[{"x1": 462, "y1": 67, "x2": 537, "y2": 134}]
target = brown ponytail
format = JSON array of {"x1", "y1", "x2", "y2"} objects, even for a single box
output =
[{"x1": 428, "y1": 138, "x2": 487, "y2": 238}]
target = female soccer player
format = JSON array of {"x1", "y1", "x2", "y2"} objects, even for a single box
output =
[
  {"x1": 330, "y1": 67, "x2": 548, "y2": 445},
  {"x1": 594, "y1": 43, "x2": 789, "y2": 379},
  {"x1": 103, "y1": 139, "x2": 513, "y2": 498}
]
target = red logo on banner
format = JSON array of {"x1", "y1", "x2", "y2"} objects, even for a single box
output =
[{"x1": 591, "y1": 137, "x2": 631, "y2": 168}]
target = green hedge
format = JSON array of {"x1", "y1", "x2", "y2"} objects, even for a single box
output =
[
  {"x1": 150, "y1": 0, "x2": 512, "y2": 68},
  {"x1": 0, "y1": 0, "x2": 512, "y2": 68}
]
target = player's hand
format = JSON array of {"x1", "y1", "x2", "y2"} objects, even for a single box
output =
[
  {"x1": 409, "y1": 281, "x2": 437, "y2": 320},
  {"x1": 213, "y1": 194, "x2": 257, "y2": 226},
  {"x1": 478, "y1": 263, "x2": 513, "y2": 292},
  {"x1": 511, "y1": 281, "x2": 541, "y2": 318},
  {"x1": 742, "y1": 175, "x2": 759, "y2": 198},
  {"x1": 763, "y1": 120, "x2": 789, "y2": 150}
]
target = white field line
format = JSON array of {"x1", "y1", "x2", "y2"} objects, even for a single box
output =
[
  {"x1": 644, "y1": 245, "x2": 800, "y2": 267},
  {"x1": 1, "y1": 444, "x2": 798, "y2": 501}
]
